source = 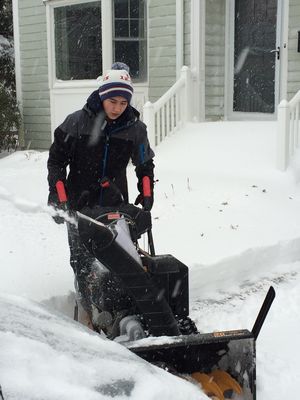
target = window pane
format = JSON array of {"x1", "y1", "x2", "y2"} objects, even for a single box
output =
[
  {"x1": 114, "y1": 40, "x2": 147, "y2": 81},
  {"x1": 130, "y1": 0, "x2": 139, "y2": 18},
  {"x1": 54, "y1": 2, "x2": 102, "y2": 80},
  {"x1": 130, "y1": 19, "x2": 139, "y2": 38},
  {"x1": 114, "y1": 0, "x2": 129, "y2": 19},
  {"x1": 115, "y1": 19, "x2": 129, "y2": 37}
]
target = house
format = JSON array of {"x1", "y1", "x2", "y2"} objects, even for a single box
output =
[{"x1": 12, "y1": 0, "x2": 300, "y2": 150}]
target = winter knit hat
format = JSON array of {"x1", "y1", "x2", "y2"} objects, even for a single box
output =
[{"x1": 99, "y1": 69, "x2": 133, "y2": 103}]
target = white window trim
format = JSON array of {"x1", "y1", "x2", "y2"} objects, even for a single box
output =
[
  {"x1": 102, "y1": 1, "x2": 113, "y2": 72},
  {"x1": 12, "y1": 0, "x2": 22, "y2": 111},
  {"x1": 278, "y1": 0, "x2": 289, "y2": 102}
]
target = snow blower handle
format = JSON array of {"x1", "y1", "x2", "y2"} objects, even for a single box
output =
[
  {"x1": 252, "y1": 286, "x2": 276, "y2": 341},
  {"x1": 142, "y1": 176, "x2": 152, "y2": 211},
  {"x1": 55, "y1": 180, "x2": 68, "y2": 206}
]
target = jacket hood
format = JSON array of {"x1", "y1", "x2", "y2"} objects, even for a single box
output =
[{"x1": 86, "y1": 89, "x2": 103, "y2": 114}]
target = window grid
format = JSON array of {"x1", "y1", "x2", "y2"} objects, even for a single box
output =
[{"x1": 113, "y1": 0, "x2": 147, "y2": 82}]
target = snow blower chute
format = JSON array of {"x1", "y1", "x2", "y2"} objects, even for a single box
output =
[{"x1": 56, "y1": 179, "x2": 276, "y2": 400}]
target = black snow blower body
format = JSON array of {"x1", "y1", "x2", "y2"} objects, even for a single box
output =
[{"x1": 75, "y1": 202, "x2": 275, "y2": 400}]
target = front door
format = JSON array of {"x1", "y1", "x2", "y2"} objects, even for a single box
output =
[{"x1": 233, "y1": 0, "x2": 279, "y2": 114}]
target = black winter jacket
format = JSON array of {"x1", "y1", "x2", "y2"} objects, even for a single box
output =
[{"x1": 47, "y1": 91, "x2": 154, "y2": 210}]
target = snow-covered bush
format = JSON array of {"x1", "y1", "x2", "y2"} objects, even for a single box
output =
[
  {"x1": 0, "y1": 83, "x2": 20, "y2": 151},
  {"x1": 0, "y1": 0, "x2": 21, "y2": 152}
]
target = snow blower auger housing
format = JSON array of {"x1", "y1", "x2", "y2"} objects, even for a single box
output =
[{"x1": 75, "y1": 203, "x2": 275, "y2": 400}]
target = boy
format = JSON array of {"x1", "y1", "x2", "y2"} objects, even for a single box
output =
[{"x1": 47, "y1": 64, "x2": 154, "y2": 330}]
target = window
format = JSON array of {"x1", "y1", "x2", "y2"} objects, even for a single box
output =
[
  {"x1": 54, "y1": 2, "x2": 102, "y2": 80},
  {"x1": 52, "y1": 1, "x2": 147, "y2": 82},
  {"x1": 113, "y1": 0, "x2": 147, "y2": 81}
]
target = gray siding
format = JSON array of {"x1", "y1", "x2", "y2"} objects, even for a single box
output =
[
  {"x1": 148, "y1": 0, "x2": 177, "y2": 101},
  {"x1": 183, "y1": 0, "x2": 191, "y2": 66},
  {"x1": 205, "y1": 0, "x2": 226, "y2": 120},
  {"x1": 19, "y1": 0, "x2": 51, "y2": 149},
  {"x1": 287, "y1": 0, "x2": 300, "y2": 100}
]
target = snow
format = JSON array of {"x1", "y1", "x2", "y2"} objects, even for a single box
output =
[
  {"x1": 0, "y1": 295, "x2": 202, "y2": 400},
  {"x1": 1, "y1": 121, "x2": 300, "y2": 399}
]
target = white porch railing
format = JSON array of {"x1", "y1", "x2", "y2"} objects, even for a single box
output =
[
  {"x1": 143, "y1": 66, "x2": 193, "y2": 148},
  {"x1": 277, "y1": 90, "x2": 300, "y2": 170}
]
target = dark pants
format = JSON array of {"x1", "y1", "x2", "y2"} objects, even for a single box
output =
[{"x1": 66, "y1": 222, "x2": 132, "y2": 319}]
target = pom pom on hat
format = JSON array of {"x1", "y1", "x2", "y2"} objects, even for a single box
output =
[
  {"x1": 99, "y1": 69, "x2": 133, "y2": 103},
  {"x1": 111, "y1": 62, "x2": 130, "y2": 73}
]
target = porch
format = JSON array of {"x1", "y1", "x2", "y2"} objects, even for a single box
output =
[{"x1": 143, "y1": 66, "x2": 300, "y2": 171}]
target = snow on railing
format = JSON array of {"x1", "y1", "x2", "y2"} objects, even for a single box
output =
[
  {"x1": 143, "y1": 66, "x2": 192, "y2": 148},
  {"x1": 277, "y1": 90, "x2": 300, "y2": 170}
]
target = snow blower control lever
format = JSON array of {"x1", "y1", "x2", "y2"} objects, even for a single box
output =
[
  {"x1": 252, "y1": 285, "x2": 276, "y2": 340},
  {"x1": 56, "y1": 180, "x2": 81, "y2": 320},
  {"x1": 55, "y1": 177, "x2": 156, "y2": 256}
]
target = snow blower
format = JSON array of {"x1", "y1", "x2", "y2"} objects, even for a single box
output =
[{"x1": 56, "y1": 179, "x2": 276, "y2": 400}]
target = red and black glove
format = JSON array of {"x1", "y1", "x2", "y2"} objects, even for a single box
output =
[{"x1": 134, "y1": 176, "x2": 154, "y2": 211}]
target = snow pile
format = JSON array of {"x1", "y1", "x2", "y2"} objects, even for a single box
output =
[{"x1": 0, "y1": 294, "x2": 205, "y2": 400}]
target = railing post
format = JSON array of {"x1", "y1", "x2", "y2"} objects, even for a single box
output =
[
  {"x1": 277, "y1": 100, "x2": 290, "y2": 171},
  {"x1": 181, "y1": 66, "x2": 192, "y2": 123},
  {"x1": 143, "y1": 101, "x2": 156, "y2": 148}
]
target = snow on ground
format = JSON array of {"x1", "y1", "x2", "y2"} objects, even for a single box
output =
[{"x1": 0, "y1": 121, "x2": 300, "y2": 399}]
